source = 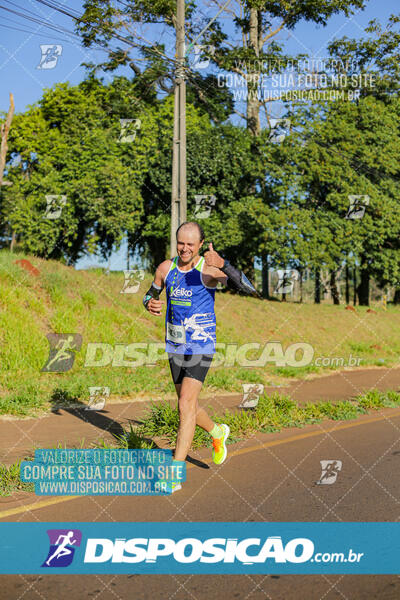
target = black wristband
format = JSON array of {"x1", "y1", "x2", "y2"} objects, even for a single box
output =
[
  {"x1": 143, "y1": 281, "x2": 162, "y2": 310},
  {"x1": 221, "y1": 258, "x2": 230, "y2": 272}
]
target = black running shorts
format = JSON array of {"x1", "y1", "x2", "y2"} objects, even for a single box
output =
[{"x1": 168, "y1": 353, "x2": 213, "y2": 384}]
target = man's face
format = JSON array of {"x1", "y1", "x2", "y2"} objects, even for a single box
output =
[{"x1": 176, "y1": 227, "x2": 203, "y2": 264}]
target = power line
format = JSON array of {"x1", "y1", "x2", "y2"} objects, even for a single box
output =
[
  {"x1": 7, "y1": 0, "x2": 396, "y2": 183},
  {"x1": 0, "y1": 11, "x2": 92, "y2": 45},
  {"x1": 3, "y1": 0, "x2": 41, "y2": 18},
  {"x1": 0, "y1": 20, "x2": 78, "y2": 42},
  {"x1": 0, "y1": 3, "x2": 86, "y2": 40},
  {"x1": 33, "y1": 0, "x2": 180, "y2": 68},
  {"x1": 0, "y1": 1, "x2": 166, "y2": 61},
  {"x1": 6, "y1": 0, "x2": 181, "y2": 78}
]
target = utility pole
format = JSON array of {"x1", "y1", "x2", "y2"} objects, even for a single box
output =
[
  {"x1": 0, "y1": 92, "x2": 14, "y2": 186},
  {"x1": 1, "y1": 92, "x2": 15, "y2": 250},
  {"x1": 170, "y1": 0, "x2": 187, "y2": 257}
]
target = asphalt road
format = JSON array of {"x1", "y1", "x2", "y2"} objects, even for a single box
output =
[
  {"x1": 2, "y1": 365, "x2": 400, "y2": 465},
  {"x1": 1, "y1": 407, "x2": 400, "y2": 600}
]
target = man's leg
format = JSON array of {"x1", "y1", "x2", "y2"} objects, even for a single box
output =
[
  {"x1": 174, "y1": 376, "x2": 204, "y2": 461},
  {"x1": 170, "y1": 354, "x2": 230, "y2": 468},
  {"x1": 173, "y1": 382, "x2": 214, "y2": 434}
]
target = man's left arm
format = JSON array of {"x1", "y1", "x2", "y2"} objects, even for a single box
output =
[{"x1": 203, "y1": 243, "x2": 259, "y2": 297}]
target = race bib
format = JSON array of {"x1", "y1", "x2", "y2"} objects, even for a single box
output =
[{"x1": 166, "y1": 322, "x2": 186, "y2": 344}]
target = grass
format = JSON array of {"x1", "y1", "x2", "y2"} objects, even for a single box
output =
[
  {"x1": 272, "y1": 364, "x2": 322, "y2": 377},
  {"x1": 0, "y1": 460, "x2": 34, "y2": 497},
  {"x1": 110, "y1": 389, "x2": 400, "y2": 450},
  {"x1": 96, "y1": 424, "x2": 157, "y2": 450},
  {"x1": 0, "y1": 248, "x2": 399, "y2": 416},
  {"x1": 3, "y1": 389, "x2": 399, "y2": 496}
]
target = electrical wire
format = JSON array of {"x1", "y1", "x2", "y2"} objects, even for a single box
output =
[{"x1": 5, "y1": 0, "x2": 397, "y2": 183}]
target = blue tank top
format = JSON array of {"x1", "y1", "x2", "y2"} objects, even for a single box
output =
[{"x1": 164, "y1": 256, "x2": 217, "y2": 355}]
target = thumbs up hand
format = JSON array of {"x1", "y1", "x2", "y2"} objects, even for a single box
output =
[{"x1": 204, "y1": 242, "x2": 225, "y2": 269}]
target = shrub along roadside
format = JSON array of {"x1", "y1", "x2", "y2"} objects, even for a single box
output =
[
  {"x1": 2, "y1": 390, "x2": 399, "y2": 496},
  {"x1": 114, "y1": 389, "x2": 400, "y2": 449},
  {"x1": 0, "y1": 461, "x2": 34, "y2": 497}
]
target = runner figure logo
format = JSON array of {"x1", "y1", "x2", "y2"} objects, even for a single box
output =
[
  {"x1": 275, "y1": 269, "x2": 299, "y2": 295},
  {"x1": 86, "y1": 386, "x2": 110, "y2": 411},
  {"x1": 317, "y1": 460, "x2": 342, "y2": 485},
  {"x1": 118, "y1": 118, "x2": 141, "y2": 143},
  {"x1": 239, "y1": 383, "x2": 264, "y2": 409},
  {"x1": 120, "y1": 269, "x2": 145, "y2": 293},
  {"x1": 42, "y1": 529, "x2": 82, "y2": 568},
  {"x1": 345, "y1": 195, "x2": 370, "y2": 220},
  {"x1": 193, "y1": 195, "x2": 216, "y2": 219},
  {"x1": 43, "y1": 195, "x2": 67, "y2": 219},
  {"x1": 192, "y1": 44, "x2": 215, "y2": 70},
  {"x1": 37, "y1": 44, "x2": 62, "y2": 69},
  {"x1": 183, "y1": 313, "x2": 215, "y2": 342},
  {"x1": 269, "y1": 118, "x2": 291, "y2": 143},
  {"x1": 41, "y1": 333, "x2": 82, "y2": 372}
]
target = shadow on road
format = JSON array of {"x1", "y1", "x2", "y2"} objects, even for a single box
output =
[
  {"x1": 49, "y1": 389, "x2": 125, "y2": 438},
  {"x1": 48, "y1": 389, "x2": 212, "y2": 468}
]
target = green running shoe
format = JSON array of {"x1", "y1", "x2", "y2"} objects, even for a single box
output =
[
  {"x1": 212, "y1": 424, "x2": 230, "y2": 465},
  {"x1": 159, "y1": 480, "x2": 182, "y2": 494},
  {"x1": 167, "y1": 481, "x2": 182, "y2": 494}
]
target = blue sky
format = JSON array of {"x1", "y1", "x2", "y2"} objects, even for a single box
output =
[{"x1": 0, "y1": 0, "x2": 397, "y2": 269}]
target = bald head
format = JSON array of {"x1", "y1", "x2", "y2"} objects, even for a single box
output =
[
  {"x1": 175, "y1": 221, "x2": 205, "y2": 265},
  {"x1": 176, "y1": 221, "x2": 205, "y2": 243}
]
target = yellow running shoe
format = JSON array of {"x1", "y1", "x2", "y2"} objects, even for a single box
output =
[
  {"x1": 159, "y1": 480, "x2": 182, "y2": 494},
  {"x1": 212, "y1": 424, "x2": 230, "y2": 465},
  {"x1": 168, "y1": 481, "x2": 182, "y2": 494}
]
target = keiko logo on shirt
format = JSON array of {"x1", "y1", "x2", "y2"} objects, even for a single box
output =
[{"x1": 170, "y1": 287, "x2": 193, "y2": 298}]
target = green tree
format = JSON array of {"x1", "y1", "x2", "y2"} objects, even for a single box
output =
[
  {"x1": 255, "y1": 86, "x2": 400, "y2": 306},
  {"x1": 138, "y1": 116, "x2": 261, "y2": 270},
  {"x1": 1, "y1": 78, "x2": 151, "y2": 263},
  {"x1": 326, "y1": 14, "x2": 400, "y2": 302}
]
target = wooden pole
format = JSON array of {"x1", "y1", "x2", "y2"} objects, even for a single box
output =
[
  {"x1": 170, "y1": 0, "x2": 187, "y2": 258},
  {"x1": 0, "y1": 93, "x2": 15, "y2": 250},
  {"x1": 0, "y1": 92, "x2": 14, "y2": 186}
]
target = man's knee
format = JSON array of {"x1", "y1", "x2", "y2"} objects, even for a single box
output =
[{"x1": 178, "y1": 394, "x2": 197, "y2": 415}]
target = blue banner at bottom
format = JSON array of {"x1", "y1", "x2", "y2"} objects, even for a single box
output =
[{"x1": 0, "y1": 522, "x2": 398, "y2": 574}]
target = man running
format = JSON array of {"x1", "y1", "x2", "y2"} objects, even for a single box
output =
[
  {"x1": 143, "y1": 221, "x2": 257, "y2": 492},
  {"x1": 45, "y1": 531, "x2": 77, "y2": 566}
]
